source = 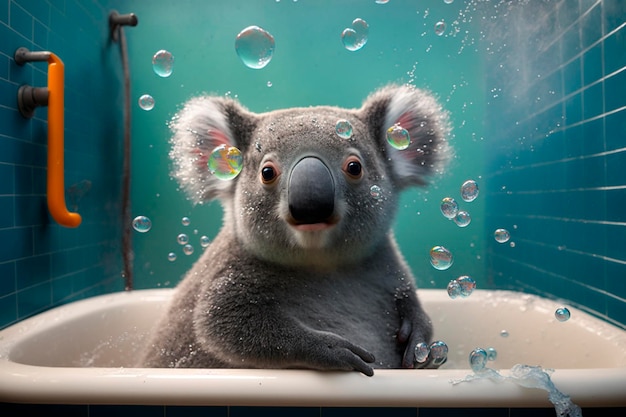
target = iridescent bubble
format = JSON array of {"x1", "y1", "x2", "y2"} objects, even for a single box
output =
[
  {"x1": 454, "y1": 210, "x2": 471, "y2": 227},
  {"x1": 370, "y1": 185, "x2": 383, "y2": 201},
  {"x1": 132, "y1": 216, "x2": 152, "y2": 233},
  {"x1": 494, "y1": 228, "x2": 511, "y2": 243},
  {"x1": 440, "y1": 197, "x2": 459, "y2": 219},
  {"x1": 457, "y1": 276, "x2": 476, "y2": 297},
  {"x1": 167, "y1": 252, "x2": 177, "y2": 262},
  {"x1": 434, "y1": 21, "x2": 446, "y2": 36},
  {"x1": 138, "y1": 94, "x2": 155, "y2": 111},
  {"x1": 386, "y1": 124, "x2": 411, "y2": 150},
  {"x1": 555, "y1": 307, "x2": 571, "y2": 322},
  {"x1": 335, "y1": 119, "x2": 353, "y2": 139},
  {"x1": 486, "y1": 347, "x2": 498, "y2": 361},
  {"x1": 200, "y1": 235, "x2": 211, "y2": 248},
  {"x1": 152, "y1": 50, "x2": 174, "y2": 77},
  {"x1": 183, "y1": 244, "x2": 194, "y2": 255},
  {"x1": 430, "y1": 246, "x2": 453, "y2": 270},
  {"x1": 341, "y1": 18, "x2": 369, "y2": 51},
  {"x1": 207, "y1": 145, "x2": 244, "y2": 180},
  {"x1": 414, "y1": 342, "x2": 430, "y2": 363},
  {"x1": 429, "y1": 340, "x2": 448, "y2": 366},
  {"x1": 469, "y1": 348, "x2": 488, "y2": 372},
  {"x1": 177, "y1": 233, "x2": 189, "y2": 245},
  {"x1": 181, "y1": 217, "x2": 191, "y2": 226},
  {"x1": 235, "y1": 26, "x2": 275, "y2": 69},
  {"x1": 461, "y1": 180, "x2": 479, "y2": 202},
  {"x1": 447, "y1": 279, "x2": 461, "y2": 299}
]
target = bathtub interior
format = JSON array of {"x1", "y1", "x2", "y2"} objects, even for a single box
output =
[{"x1": 4, "y1": 289, "x2": 626, "y2": 371}]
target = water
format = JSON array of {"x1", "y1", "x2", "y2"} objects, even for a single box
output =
[
  {"x1": 369, "y1": 185, "x2": 383, "y2": 201},
  {"x1": 555, "y1": 307, "x2": 571, "y2": 322},
  {"x1": 138, "y1": 94, "x2": 155, "y2": 111},
  {"x1": 494, "y1": 228, "x2": 511, "y2": 243},
  {"x1": 460, "y1": 180, "x2": 479, "y2": 202},
  {"x1": 386, "y1": 124, "x2": 411, "y2": 150},
  {"x1": 341, "y1": 18, "x2": 369, "y2": 52},
  {"x1": 132, "y1": 216, "x2": 152, "y2": 233},
  {"x1": 207, "y1": 145, "x2": 244, "y2": 180},
  {"x1": 235, "y1": 26, "x2": 275, "y2": 69},
  {"x1": 335, "y1": 119, "x2": 353, "y2": 139},
  {"x1": 152, "y1": 50, "x2": 174, "y2": 77},
  {"x1": 430, "y1": 246, "x2": 453, "y2": 270},
  {"x1": 440, "y1": 197, "x2": 459, "y2": 219}
]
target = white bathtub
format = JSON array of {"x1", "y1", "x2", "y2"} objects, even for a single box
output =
[{"x1": 0, "y1": 288, "x2": 625, "y2": 407}]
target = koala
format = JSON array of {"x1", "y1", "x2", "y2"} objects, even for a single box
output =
[{"x1": 139, "y1": 85, "x2": 450, "y2": 376}]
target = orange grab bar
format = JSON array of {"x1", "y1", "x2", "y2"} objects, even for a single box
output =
[{"x1": 47, "y1": 53, "x2": 82, "y2": 228}]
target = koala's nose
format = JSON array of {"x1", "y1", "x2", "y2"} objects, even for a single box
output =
[{"x1": 288, "y1": 157, "x2": 335, "y2": 224}]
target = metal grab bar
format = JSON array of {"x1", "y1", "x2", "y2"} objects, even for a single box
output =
[{"x1": 15, "y1": 48, "x2": 82, "y2": 228}]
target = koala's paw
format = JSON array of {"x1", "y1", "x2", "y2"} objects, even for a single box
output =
[
  {"x1": 397, "y1": 318, "x2": 445, "y2": 369},
  {"x1": 308, "y1": 331, "x2": 376, "y2": 377}
]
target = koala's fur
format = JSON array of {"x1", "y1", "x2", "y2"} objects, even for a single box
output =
[{"x1": 139, "y1": 85, "x2": 450, "y2": 376}]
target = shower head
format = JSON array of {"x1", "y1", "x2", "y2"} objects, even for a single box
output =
[{"x1": 109, "y1": 10, "x2": 138, "y2": 41}]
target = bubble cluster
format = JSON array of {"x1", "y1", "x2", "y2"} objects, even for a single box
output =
[
  {"x1": 440, "y1": 197, "x2": 459, "y2": 219},
  {"x1": 555, "y1": 307, "x2": 571, "y2": 322},
  {"x1": 447, "y1": 275, "x2": 476, "y2": 298},
  {"x1": 386, "y1": 124, "x2": 411, "y2": 150},
  {"x1": 235, "y1": 26, "x2": 275, "y2": 69},
  {"x1": 152, "y1": 50, "x2": 174, "y2": 77},
  {"x1": 494, "y1": 228, "x2": 511, "y2": 243},
  {"x1": 461, "y1": 180, "x2": 479, "y2": 202},
  {"x1": 469, "y1": 348, "x2": 488, "y2": 372},
  {"x1": 177, "y1": 233, "x2": 189, "y2": 245},
  {"x1": 454, "y1": 210, "x2": 471, "y2": 227},
  {"x1": 138, "y1": 94, "x2": 155, "y2": 111},
  {"x1": 370, "y1": 185, "x2": 383, "y2": 201},
  {"x1": 132, "y1": 215, "x2": 152, "y2": 233},
  {"x1": 335, "y1": 119, "x2": 353, "y2": 139},
  {"x1": 430, "y1": 246, "x2": 453, "y2": 270},
  {"x1": 434, "y1": 21, "x2": 446, "y2": 36},
  {"x1": 341, "y1": 18, "x2": 369, "y2": 52},
  {"x1": 207, "y1": 145, "x2": 244, "y2": 180}
]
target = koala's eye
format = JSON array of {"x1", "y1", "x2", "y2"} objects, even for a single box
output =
[
  {"x1": 343, "y1": 157, "x2": 363, "y2": 180},
  {"x1": 260, "y1": 163, "x2": 280, "y2": 184}
]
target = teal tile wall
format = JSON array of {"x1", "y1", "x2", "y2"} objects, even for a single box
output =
[
  {"x1": 484, "y1": 0, "x2": 626, "y2": 327},
  {"x1": 0, "y1": 0, "x2": 126, "y2": 329}
]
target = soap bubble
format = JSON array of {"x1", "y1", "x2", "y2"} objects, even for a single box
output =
[
  {"x1": 500, "y1": 330, "x2": 509, "y2": 338},
  {"x1": 454, "y1": 210, "x2": 471, "y2": 227},
  {"x1": 183, "y1": 244, "x2": 194, "y2": 255},
  {"x1": 152, "y1": 50, "x2": 174, "y2": 77},
  {"x1": 132, "y1": 216, "x2": 152, "y2": 233},
  {"x1": 335, "y1": 119, "x2": 353, "y2": 139},
  {"x1": 434, "y1": 21, "x2": 446, "y2": 36},
  {"x1": 486, "y1": 347, "x2": 498, "y2": 361},
  {"x1": 555, "y1": 307, "x2": 571, "y2": 322},
  {"x1": 430, "y1": 246, "x2": 453, "y2": 270},
  {"x1": 341, "y1": 18, "x2": 369, "y2": 51},
  {"x1": 200, "y1": 235, "x2": 211, "y2": 248},
  {"x1": 177, "y1": 233, "x2": 189, "y2": 245},
  {"x1": 414, "y1": 342, "x2": 430, "y2": 363},
  {"x1": 386, "y1": 124, "x2": 411, "y2": 150},
  {"x1": 460, "y1": 180, "x2": 479, "y2": 202},
  {"x1": 440, "y1": 197, "x2": 459, "y2": 219},
  {"x1": 267, "y1": 81, "x2": 273, "y2": 87},
  {"x1": 494, "y1": 228, "x2": 511, "y2": 243},
  {"x1": 469, "y1": 348, "x2": 488, "y2": 372},
  {"x1": 235, "y1": 26, "x2": 275, "y2": 69},
  {"x1": 457, "y1": 276, "x2": 476, "y2": 297},
  {"x1": 375, "y1": 0, "x2": 390, "y2": 3},
  {"x1": 429, "y1": 340, "x2": 448, "y2": 366},
  {"x1": 138, "y1": 94, "x2": 155, "y2": 111},
  {"x1": 447, "y1": 279, "x2": 461, "y2": 299},
  {"x1": 370, "y1": 185, "x2": 383, "y2": 201},
  {"x1": 207, "y1": 145, "x2": 244, "y2": 180},
  {"x1": 444, "y1": 0, "x2": 454, "y2": 4},
  {"x1": 167, "y1": 252, "x2": 177, "y2": 262},
  {"x1": 181, "y1": 217, "x2": 191, "y2": 226}
]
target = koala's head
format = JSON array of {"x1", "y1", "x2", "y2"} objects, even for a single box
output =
[{"x1": 170, "y1": 85, "x2": 450, "y2": 269}]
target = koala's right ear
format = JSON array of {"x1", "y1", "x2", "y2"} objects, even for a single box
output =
[{"x1": 169, "y1": 96, "x2": 258, "y2": 204}]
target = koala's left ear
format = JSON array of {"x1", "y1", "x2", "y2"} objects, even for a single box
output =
[{"x1": 359, "y1": 85, "x2": 451, "y2": 188}]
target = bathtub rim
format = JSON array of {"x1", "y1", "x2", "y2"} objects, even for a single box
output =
[{"x1": 0, "y1": 288, "x2": 625, "y2": 407}]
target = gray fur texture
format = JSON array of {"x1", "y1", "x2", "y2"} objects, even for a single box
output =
[{"x1": 139, "y1": 85, "x2": 450, "y2": 376}]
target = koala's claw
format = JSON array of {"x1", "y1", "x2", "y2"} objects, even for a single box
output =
[{"x1": 313, "y1": 332, "x2": 375, "y2": 376}]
